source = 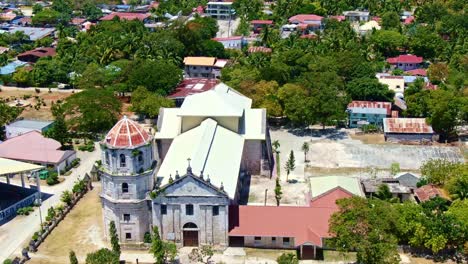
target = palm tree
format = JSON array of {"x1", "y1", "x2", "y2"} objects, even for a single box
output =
[
  {"x1": 272, "y1": 140, "x2": 280, "y2": 154},
  {"x1": 301, "y1": 142, "x2": 309, "y2": 162}
]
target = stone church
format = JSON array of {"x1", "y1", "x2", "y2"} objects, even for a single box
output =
[{"x1": 99, "y1": 83, "x2": 274, "y2": 246}]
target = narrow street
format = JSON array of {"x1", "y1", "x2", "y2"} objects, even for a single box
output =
[{"x1": 0, "y1": 143, "x2": 100, "y2": 262}]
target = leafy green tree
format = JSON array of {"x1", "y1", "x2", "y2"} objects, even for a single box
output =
[
  {"x1": 427, "y1": 63, "x2": 449, "y2": 85},
  {"x1": 381, "y1": 11, "x2": 400, "y2": 30},
  {"x1": 370, "y1": 30, "x2": 407, "y2": 57},
  {"x1": 375, "y1": 184, "x2": 399, "y2": 203},
  {"x1": 51, "y1": 0, "x2": 73, "y2": 24},
  {"x1": 420, "y1": 159, "x2": 460, "y2": 186},
  {"x1": 30, "y1": 58, "x2": 69, "y2": 87},
  {"x1": 409, "y1": 26, "x2": 446, "y2": 60},
  {"x1": 346, "y1": 77, "x2": 395, "y2": 102},
  {"x1": 329, "y1": 197, "x2": 400, "y2": 264},
  {"x1": 63, "y1": 89, "x2": 121, "y2": 133},
  {"x1": 427, "y1": 89, "x2": 465, "y2": 140},
  {"x1": 127, "y1": 60, "x2": 182, "y2": 95},
  {"x1": 69, "y1": 250, "x2": 78, "y2": 264},
  {"x1": 390, "y1": 163, "x2": 400, "y2": 176},
  {"x1": 109, "y1": 221, "x2": 120, "y2": 256},
  {"x1": 82, "y1": 1, "x2": 103, "y2": 21},
  {"x1": 32, "y1": 9, "x2": 61, "y2": 25},
  {"x1": 32, "y1": 3, "x2": 43, "y2": 14},
  {"x1": 233, "y1": 0, "x2": 263, "y2": 20},
  {"x1": 446, "y1": 163, "x2": 468, "y2": 200},
  {"x1": 277, "y1": 253, "x2": 299, "y2": 264},
  {"x1": 277, "y1": 84, "x2": 310, "y2": 126},
  {"x1": 284, "y1": 150, "x2": 295, "y2": 182},
  {"x1": 130, "y1": 86, "x2": 175, "y2": 118},
  {"x1": 150, "y1": 226, "x2": 164, "y2": 264},
  {"x1": 85, "y1": 248, "x2": 119, "y2": 264},
  {"x1": 274, "y1": 178, "x2": 282, "y2": 206},
  {"x1": 12, "y1": 67, "x2": 30, "y2": 87},
  {"x1": 44, "y1": 102, "x2": 70, "y2": 146},
  {"x1": 200, "y1": 40, "x2": 226, "y2": 58}
]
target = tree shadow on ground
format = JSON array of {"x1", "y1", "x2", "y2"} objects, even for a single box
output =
[{"x1": 287, "y1": 127, "x2": 348, "y2": 140}]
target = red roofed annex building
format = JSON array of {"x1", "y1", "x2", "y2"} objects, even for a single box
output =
[
  {"x1": 387, "y1": 54, "x2": 423, "y2": 71},
  {"x1": 229, "y1": 188, "x2": 353, "y2": 259},
  {"x1": 167, "y1": 78, "x2": 219, "y2": 106},
  {"x1": 0, "y1": 131, "x2": 76, "y2": 172},
  {"x1": 99, "y1": 116, "x2": 155, "y2": 242}
]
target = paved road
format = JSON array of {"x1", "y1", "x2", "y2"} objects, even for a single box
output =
[
  {"x1": 0, "y1": 143, "x2": 100, "y2": 262},
  {"x1": 0, "y1": 85, "x2": 82, "y2": 93}
]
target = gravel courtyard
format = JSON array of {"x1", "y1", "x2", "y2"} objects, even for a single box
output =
[{"x1": 270, "y1": 128, "x2": 464, "y2": 182}]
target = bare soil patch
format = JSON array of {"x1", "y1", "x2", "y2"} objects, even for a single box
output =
[
  {"x1": 0, "y1": 89, "x2": 72, "y2": 120},
  {"x1": 28, "y1": 185, "x2": 107, "y2": 264},
  {"x1": 247, "y1": 175, "x2": 309, "y2": 206}
]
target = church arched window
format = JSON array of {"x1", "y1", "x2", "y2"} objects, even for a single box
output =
[
  {"x1": 122, "y1": 183, "x2": 129, "y2": 193},
  {"x1": 138, "y1": 151, "x2": 144, "y2": 165},
  {"x1": 120, "y1": 154, "x2": 126, "y2": 167}
]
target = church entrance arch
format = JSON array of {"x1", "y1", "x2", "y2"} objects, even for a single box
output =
[{"x1": 183, "y1": 222, "x2": 199, "y2": 247}]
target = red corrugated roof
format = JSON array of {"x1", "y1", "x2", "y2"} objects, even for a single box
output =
[
  {"x1": 248, "y1": 46, "x2": 272, "y2": 53},
  {"x1": 100, "y1": 12, "x2": 150, "y2": 21},
  {"x1": 348, "y1": 101, "x2": 392, "y2": 116},
  {"x1": 329, "y1": 15, "x2": 345, "y2": 21},
  {"x1": 18, "y1": 47, "x2": 56, "y2": 58},
  {"x1": 229, "y1": 188, "x2": 352, "y2": 247},
  {"x1": 167, "y1": 78, "x2": 219, "y2": 99},
  {"x1": 414, "y1": 184, "x2": 442, "y2": 202},
  {"x1": 404, "y1": 16, "x2": 414, "y2": 25},
  {"x1": 383, "y1": 118, "x2": 434, "y2": 134},
  {"x1": 104, "y1": 116, "x2": 151, "y2": 148},
  {"x1": 387, "y1": 54, "x2": 423, "y2": 64},
  {"x1": 0, "y1": 131, "x2": 75, "y2": 164},
  {"x1": 250, "y1": 20, "x2": 273, "y2": 25},
  {"x1": 405, "y1": 69, "x2": 427, "y2": 76},
  {"x1": 289, "y1": 14, "x2": 323, "y2": 23}
]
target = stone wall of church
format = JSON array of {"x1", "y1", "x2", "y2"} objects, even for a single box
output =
[
  {"x1": 153, "y1": 196, "x2": 229, "y2": 246},
  {"x1": 101, "y1": 144, "x2": 153, "y2": 175},
  {"x1": 241, "y1": 140, "x2": 263, "y2": 175},
  {"x1": 101, "y1": 172, "x2": 153, "y2": 201},
  {"x1": 102, "y1": 198, "x2": 151, "y2": 243}
]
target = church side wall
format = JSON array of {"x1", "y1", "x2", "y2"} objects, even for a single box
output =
[{"x1": 241, "y1": 140, "x2": 262, "y2": 175}]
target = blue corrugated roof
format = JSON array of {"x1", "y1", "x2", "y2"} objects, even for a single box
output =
[{"x1": 0, "y1": 60, "x2": 27, "y2": 75}]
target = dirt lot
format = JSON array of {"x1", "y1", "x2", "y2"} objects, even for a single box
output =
[
  {"x1": 270, "y1": 128, "x2": 464, "y2": 182},
  {"x1": 247, "y1": 175, "x2": 309, "y2": 206},
  {"x1": 28, "y1": 185, "x2": 107, "y2": 264},
  {"x1": 0, "y1": 89, "x2": 73, "y2": 120}
]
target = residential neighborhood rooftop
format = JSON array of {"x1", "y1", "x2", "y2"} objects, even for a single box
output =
[
  {"x1": 348, "y1": 101, "x2": 392, "y2": 116},
  {"x1": 7, "y1": 119, "x2": 53, "y2": 130},
  {"x1": 167, "y1": 78, "x2": 219, "y2": 99},
  {"x1": 387, "y1": 54, "x2": 423, "y2": 64},
  {"x1": 100, "y1": 12, "x2": 150, "y2": 21},
  {"x1": 309, "y1": 175, "x2": 364, "y2": 198},
  {"x1": 183, "y1": 56, "x2": 216, "y2": 66}
]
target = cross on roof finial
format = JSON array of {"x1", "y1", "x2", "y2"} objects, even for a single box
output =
[{"x1": 186, "y1": 158, "x2": 192, "y2": 174}]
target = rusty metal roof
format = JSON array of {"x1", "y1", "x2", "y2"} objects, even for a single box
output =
[{"x1": 383, "y1": 118, "x2": 434, "y2": 134}]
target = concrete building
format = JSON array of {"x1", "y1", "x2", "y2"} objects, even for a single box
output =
[
  {"x1": 206, "y1": 2, "x2": 234, "y2": 19},
  {"x1": 383, "y1": 118, "x2": 436, "y2": 143},
  {"x1": 377, "y1": 75, "x2": 405, "y2": 94},
  {"x1": 387, "y1": 54, "x2": 423, "y2": 71},
  {"x1": 251, "y1": 20, "x2": 273, "y2": 33},
  {"x1": 288, "y1": 14, "x2": 323, "y2": 31},
  {"x1": 9, "y1": 27, "x2": 56, "y2": 41},
  {"x1": 99, "y1": 116, "x2": 155, "y2": 243},
  {"x1": 343, "y1": 10, "x2": 370, "y2": 22},
  {"x1": 5, "y1": 119, "x2": 53, "y2": 139},
  {"x1": 347, "y1": 101, "x2": 392, "y2": 128},
  {"x1": 183, "y1": 57, "x2": 227, "y2": 79},
  {"x1": 212, "y1": 36, "x2": 245, "y2": 50}
]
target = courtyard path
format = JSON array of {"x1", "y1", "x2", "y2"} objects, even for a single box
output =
[{"x1": 0, "y1": 143, "x2": 100, "y2": 262}]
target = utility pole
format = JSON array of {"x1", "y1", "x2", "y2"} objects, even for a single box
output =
[{"x1": 264, "y1": 189, "x2": 268, "y2": 206}]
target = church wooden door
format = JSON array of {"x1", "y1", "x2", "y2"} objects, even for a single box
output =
[{"x1": 183, "y1": 230, "x2": 199, "y2": 247}]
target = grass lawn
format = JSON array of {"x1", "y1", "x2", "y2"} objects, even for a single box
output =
[
  {"x1": 28, "y1": 185, "x2": 107, "y2": 264},
  {"x1": 323, "y1": 250, "x2": 357, "y2": 262}
]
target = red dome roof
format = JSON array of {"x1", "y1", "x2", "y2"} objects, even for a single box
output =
[{"x1": 104, "y1": 116, "x2": 151, "y2": 148}]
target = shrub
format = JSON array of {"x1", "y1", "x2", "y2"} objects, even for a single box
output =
[
  {"x1": 3, "y1": 259, "x2": 13, "y2": 264},
  {"x1": 277, "y1": 253, "x2": 299, "y2": 264},
  {"x1": 361, "y1": 124, "x2": 379, "y2": 133},
  {"x1": 61, "y1": 190, "x2": 73, "y2": 205},
  {"x1": 45, "y1": 207, "x2": 56, "y2": 222},
  {"x1": 32, "y1": 232, "x2": 40, "y2": 241},
  {"x1": 17, "y1": 206, "x2": 34, "y2": 215},
  {"x1": 144, "y1": 232, "x2": 152, "y2": 243},
  {"x1": 46, "y1": 172, "x2": 59, "y2": 185},
  {"x1": 72, "y1": 179, "x2": 86, "y2": 194}
]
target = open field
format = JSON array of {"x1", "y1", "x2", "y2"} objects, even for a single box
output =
[
  {"x1": 28, "y1": 185, "x2": 107, "y2": 264},
  {"x1": 0, "y1": 88, "x2": 73, "y2": 120},
  {"x1": 270, "y1": 128, "x2": 464, "y2": 182}
]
